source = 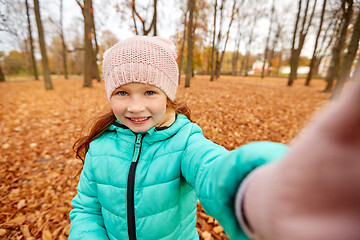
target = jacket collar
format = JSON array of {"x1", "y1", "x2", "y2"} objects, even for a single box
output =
[{"x1": 112, "y1": 121, "x2": 170, "y2": 132}]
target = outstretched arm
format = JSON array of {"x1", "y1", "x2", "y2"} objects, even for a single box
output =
[
  {"x1": 242, "y1": 75, "x2": 360, "y2": 239},
  {"x1": 181, "y1": 124, "x2": 288, "y2": 239}
]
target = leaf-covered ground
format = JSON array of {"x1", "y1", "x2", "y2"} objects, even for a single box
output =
[{"x1": 0, "y1": 75, "x2": 330, "y2": 239}]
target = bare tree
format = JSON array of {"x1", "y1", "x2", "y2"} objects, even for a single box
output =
[
  {"x1": 214, "y1": 0, "x2": 240, "y2": 79},
  {"x1": 333, "y1": 9, "x2": 360, "y2": 96},
  {"x1": 0, "y1": 0, "x2": 28, "y2": 49},
  {"x1": 210, "y1": 0, "x2": 218, "y2": 81},
  {"x1": 267, "y1": 18, "x2": 285, "y2": 76},
  {"x1": 232, "y1": 12, "x2": 245, "y2": 76},
  {"x1": 33, "y1": 0, "x2": 53, "y2": 89},
  {"x1": 323, "y1": 0, "x2": 353, "y2": 92},
  {"x1": 178, "y1": 6, "x2": 188, "y2": 83},
  {"x1": 243, "y1": 3, "x2": 262, "y2": 76},
  {"x1": 305, "y1": 0, "x2": 327, "y2": 86},
  {"x1": 351, "y1": 54, "x2": 360, "y2": 80},
  {"x1": 131, "y1": 0, "x2": 158, "y2": 36},
  {"x1": 25, "y1": 0, "x2": 38, "y2": 80},
  {"x1": 60, "y1": 0, "x2": 68, "y2": 79},
  {"x1": 185, "y1": 0, "x2": 195, "y2": 88},
  {"x1": 261, "y1": 0, "x2": 275, "y2": 78},
  {"x1": 76, "y1": 0, "x2": 98, "y2": 87},
  {"x1": 288, "y1": 0, "x2": 317, "y2": 86},
  {"x1": 89, "y1": 0, "x2": 100, "y2": 82},
  {"x1": 310, "y1": 13, "x2": 339, "y2": 79},
  {"x1": 211, "y1": 0, "x2": 225, "y2": 80},
  {"x1": 0, "y1": 52, "x2": 5, "y2": 81}
]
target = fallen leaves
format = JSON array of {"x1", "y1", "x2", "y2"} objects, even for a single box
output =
[{"x1": 0, "y1": 75, "x2": 330, "y2": 239}]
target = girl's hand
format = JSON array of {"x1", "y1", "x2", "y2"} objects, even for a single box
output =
[{"x1": 243, "y1": 73, "x2": 360, "y2": 240}]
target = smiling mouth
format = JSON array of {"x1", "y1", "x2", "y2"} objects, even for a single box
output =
[{"x1": 126, "y1": 117, "x2": 151, "y2": 123}]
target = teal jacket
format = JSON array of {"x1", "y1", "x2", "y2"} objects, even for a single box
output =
[{"x1": 69, "y1": 114, "x2": 288, "y2": 240}]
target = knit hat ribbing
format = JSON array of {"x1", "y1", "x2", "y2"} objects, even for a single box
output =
[{"x1": 102, "y1": 36, "x2": 179, "y2": 101}]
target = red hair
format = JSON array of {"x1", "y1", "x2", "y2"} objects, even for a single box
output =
[{"x1": 73, "y1": 99, "x2": 192, "y2": 162}]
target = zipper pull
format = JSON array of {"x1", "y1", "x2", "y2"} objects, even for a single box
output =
[{"x1": 132, "y1": 134, "x2": 143, "y2": 162}]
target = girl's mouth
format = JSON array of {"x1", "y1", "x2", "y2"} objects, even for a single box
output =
[{"x1": 127, "y1": 117, "x2": 151, "y2": 124}]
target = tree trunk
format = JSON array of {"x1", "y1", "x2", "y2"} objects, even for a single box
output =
[
  {"x1": 268, "y1": 22, "x2": 282, "y2": 76},
  {"x1": 131, "y1": 0, "x2": 139, "y2": 35},
  {"x1": 0, "y1": 64, "x2": 5, "y2": 82},
  {"x1": 324, "y1": 0, "x2": 353, "y2": 92},
  {"x1": 213, "y1": 0, "x2": 225, "y2": 80},
  {"x1": 276, "y1": 50, "x2": 282, "y2": 76},
  {"x1": 350, "y1": 55, "x2": 360, "y2": 80},
  {"x1": 25, "y1": 0, "x2": 39, "y2": 80},
  {"x1": 185, "y1": 0, "x2": 195, "y2": 88},
  {"x1": 89, "y1": 0, "x2": 100, "y2": 82},
  {"x1": 33, "y1": 0, "x2": 53, "y2": 90},
  {"x1": 153, "y1": 0, "x2": 157, "y2": 36},
  {"x1": 178, "y1": 10, "x2": 187, "y2": 83},
  {"x1": 240, "y1": 54, "x2": 245, "y2": 75},
  {"x1": 82, "y1": 0, "x2": 93, "y2": 87},
  {"x1": 306, "y1": 0, "x2": 326, "y2": 86},
  {"x1": 60, "y1": 0, "x2": 68, "y2": 79},
  {"x1": 244, "y1": 17, "x2": 257, "y2": 76},
  {"x1": 288, "y1": 0, "x2": 317, "y2": 86},
  {"x1": 289, "y1": 48, "x2": 300, "y2": 85},
  {"x1": 232, "y1": 24, "x2": 241, "y2": 76},
  {"x1": 288, "y1": 0, "x2": 302, "y2": 86},
  {"x1": 333, "y1": 10, "x2": 360, "y2": 96},
  {"x1": 261, "y1": 0, "x2": 275, "y2": 78},
  {"x1": 210, "y1": 0, "x2": 217, "y2": 81}
]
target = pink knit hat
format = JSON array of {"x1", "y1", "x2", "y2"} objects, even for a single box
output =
[{"x1": 102, "y1": 36, "x2": 179, "y2": 101}]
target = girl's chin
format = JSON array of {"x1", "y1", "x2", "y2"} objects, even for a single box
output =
[{"x1": 127, "y1": 122, "x2": 153, "y2": 133}]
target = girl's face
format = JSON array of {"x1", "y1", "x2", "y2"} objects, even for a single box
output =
[{"x1": 110, "y1": 83, "x2": 175, "y2": 133}]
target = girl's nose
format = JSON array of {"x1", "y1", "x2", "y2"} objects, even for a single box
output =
[{"x1": 127, "y1": 98, "x2": 146, "y2": 113}]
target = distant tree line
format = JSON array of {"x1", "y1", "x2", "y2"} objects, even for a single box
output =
[{"x1": 0, "y1": 0, "x2": 359, "y2": 96}]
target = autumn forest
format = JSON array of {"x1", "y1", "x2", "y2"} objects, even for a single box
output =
[{"x1": 0, "y1": 0, "x2": 360, "y2": 239}]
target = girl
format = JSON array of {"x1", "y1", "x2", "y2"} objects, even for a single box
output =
[{"x1": 69, "y1": 36, "x2": 288, "y2": 240}]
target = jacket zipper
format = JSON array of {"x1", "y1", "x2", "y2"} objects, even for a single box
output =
[{"x1": 127, "y1": 133, "x2": 143, "y2": 240}]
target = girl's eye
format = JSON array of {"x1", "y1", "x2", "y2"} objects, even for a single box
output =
[
  {"x1": 145, "y1": 91, "x2": 156, "y2": 96},
  {"x1": 117, "y1": 91, "x2": 128, "y2": 96}
]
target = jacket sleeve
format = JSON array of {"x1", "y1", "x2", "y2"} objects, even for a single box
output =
[
  {"x1": 181, "y1": 124, "x2": 289, "y2": 240},
  {"x1": 69, "y1": 152, "x2": 109, "y2": 240}
]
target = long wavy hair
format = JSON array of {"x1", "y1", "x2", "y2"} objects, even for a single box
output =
[{"x1": 73, "y1": 99, "x2": 192, "y2": 163}]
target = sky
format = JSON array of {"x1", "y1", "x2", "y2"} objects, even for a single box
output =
[{"x1": 0, "y1": 0, "x2": 318, "y2": 58}]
